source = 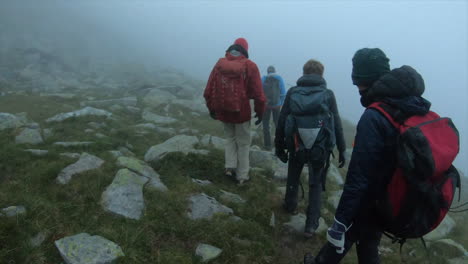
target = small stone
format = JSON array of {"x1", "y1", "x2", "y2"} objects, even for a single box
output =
[
  {"x1": 195, "y1": 243, "x2": 222, "y2": 262},
  {"x1": 1, "y1": 206, "x2": 26, "y2": 217}
]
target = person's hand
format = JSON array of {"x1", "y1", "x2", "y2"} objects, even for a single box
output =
[
  {"x1": 209, "y1": 112, "x2": 217, "y2": 120},
  {"x1": 338, "y1": 152, "x2": 346, "y2": 168},
  {"x1": 254, "y1": 113, "x2": 262, "y2": 125},
  {"x1": 327, "y1": 218, "x2": 351, "y2": 254},
  {"x1": 275, "y1": 148, "x2": 288, "y2": 163}
]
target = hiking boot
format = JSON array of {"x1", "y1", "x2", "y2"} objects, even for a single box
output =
[
  {"x1": 224, "y1": 168, "x2": 236, "y2": 178},
  {"x1": 304, "y1": 224, "x2": 316, "y2": 238},
  {"x1": 237, "y1": 177, "x2": 250, "y2": 186},
  {"x1": 282, "y1": 203, "x2": 298, "y2": 215},
  {"x1": 303, "y1": 253, "x2": 316, "y2": 264}
]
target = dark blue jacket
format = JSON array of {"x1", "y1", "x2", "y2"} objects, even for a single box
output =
[{"x1": 335, "y1": 65, "x2": 431, "y2": 227}]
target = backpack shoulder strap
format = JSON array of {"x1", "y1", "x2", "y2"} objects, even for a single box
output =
[{"x1": 368, "y1": 102, "x2": 401, "y2": 129}]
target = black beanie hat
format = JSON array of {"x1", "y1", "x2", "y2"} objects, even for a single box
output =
[{"x1": 352, "y1": 48, "x2": 390, "y2": 86}]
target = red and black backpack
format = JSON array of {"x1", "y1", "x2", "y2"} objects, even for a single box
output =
[{"x1": 369, "y1": 102, "x2": 461, "y2": 241}]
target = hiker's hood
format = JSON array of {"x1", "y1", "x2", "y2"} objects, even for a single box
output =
[
  {"x1": 362, "y1": 65, "x2": 431, "y2": 117},
  {"x1": 296, "y1": 74, "x2": 326, "y2": 88},
  {"x1": 226, "y1": 44, "x2": 248, "y2": 58}
]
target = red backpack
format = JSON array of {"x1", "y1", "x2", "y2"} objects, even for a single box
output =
[
  {"x1": 210, "y1": 57, "x2": 248, "y2": 113},
  {"x1": 369, "y1": 102, "x2": 460, "y2": 241}
]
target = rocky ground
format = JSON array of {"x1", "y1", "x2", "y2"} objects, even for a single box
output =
[{"x1": 0, "y1": 52, "x2": 467, "y2": 263}]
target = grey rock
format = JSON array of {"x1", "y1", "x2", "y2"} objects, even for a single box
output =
[
  {"x1": 109, "y1": 105, "x2": 124, "y2": 112},
  {"x1": 187, "y1": 193, "x2": 233, "y2": 220},
  {"x1": 273, "y1": 161, "x2": 288, "y2": 181},
  {"x1": 24, "y1": 149, "x2": 49, "y2": 156},
  {"x1": 30, "y1": 231, "x2": 49, "y2": 248},
  {"x1": 54, "y1": 233, "x2": 124, "y2": 264},
  {"x1": 195, "y1": 243, "x2": 222, "y2": 262},
  {"x1": 328, "y1": 163, "x2": 344, "y2": 185},
  {"x1": 1, "y1": 206, "x2": 26, "y2": 217},
  {"x1": 270, "y1": 212, "x2": 275, "y2": 227},
  {"x1": 46, "y1": 107, "x2": 112, "y2": 123},
  {"x1": 108, "y1": 151, "x2": 124, "y2": 159},
  {"x1": 81, "y1": 97, "x2": 137, "y2": 108},
  {"x1": 42, "y1": 128, "x2": 54, "y2": 139},
  {"x1": 250, "y1": 149, "x2": 277, "y2": 170},
  {"x1": 54, "y1": 142, "x2": 94, "y2": 147},
  {"x1": 142, "y1": 89, "x2": 176, "y2": 108},
  {"x1": 424, "y1": 215, "x2": 456, "y2": 241},
  {"x1": 201, "y1": 135, "x2": 226, "y2": 150},
  {"x1": 229, "y1": 215, "x2": 243, "y2": 222},
  {"x1": 283, "y1": 214, "x2": 328, "y2": 234},
  {"x1": 448, "y1": 256, "x2": 468, "y2": 264},
  {"x1": 95, "y1": 133, "x2": 106, "y2": 138},
  {"x1": 429, "y1": 239, "x2": 468, "y2": 259},
  {"x1": 220, "y1": 190, "x2": 246, "y2": 204},
  {"x1": 0, "y1": 112, "x2": 27, "y2": 130},
  {"x1": 142, "y1": 110, "x2": 177, "y2": 124},
  {"x1": 190, "y1": 149, "x2": 210, "y2": 155},
  {"x1": 101, "y1": 169, "x2": 149, "y2": 220},
  {"x1": 172, "y1": 99, "x2": 208, "y2": 113},
  {"x1": 179, "y1": 128, "x2": 199, "y2": 134},
  {"x1": 144, "y1": 135, "x2": 199, "y2": 162},
  {"x1": 155, "y1": 127, "x2": 176, "y2": 135},
  {"x1": 85, "y1": 128, "x2": 94, "y2": 133},
  {"x1": 327, "y1": 190, "x2": 343, "y2": 209},
  {"x1": 192, "y1": 178, "x2": 212, "y2": 186},
  {"x1": 88, "y1": 122, "x2": 107, "y2": 129},
  {"x1": 15, "y1": 127, "x2": 44, "y2": 144},
  {"x1": 344, "y1": 148, "x2": 353, "y2": 163},
  {"x1": 134, "y1": 123, "x2": 157, "y2": 130},
  {"x1": 60, "y1": 152, "x2": 81, "y2": 159},
  {"x1": 116, "y1": 156, "x2": 168, "y2": 191},
  {"x1": 56, "y1": 153, "x2": 104, "y2": 184},
  {"x1": 126, "y1": 106, "x2": 140, "y2": 114},
  {"x1": 40, "y1": 93, "x2": 76, "y2": 99}
]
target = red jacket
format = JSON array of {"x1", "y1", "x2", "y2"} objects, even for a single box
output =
[{"x1": 204, "y1": 52, "x2": 266, "y2": 123}]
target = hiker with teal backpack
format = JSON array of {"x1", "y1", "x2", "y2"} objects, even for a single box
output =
[
  {"x1": 275, "y1": 59, "x2": 347, "y2": 238},
  {"x1": 304, "y1": 48, "x2": 460, "y2": 264},
  {"x1": 261, "y1": 65, "x2": 286, "y2": 151}
]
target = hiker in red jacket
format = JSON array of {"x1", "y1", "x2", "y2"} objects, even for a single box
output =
[{"x1": 204, "y1": 38, "x2": 266, "y2": 184}]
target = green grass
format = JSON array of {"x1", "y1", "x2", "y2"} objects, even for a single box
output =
[{"x1": 0, "y1": 92, "x2": 466, "y2": 263}]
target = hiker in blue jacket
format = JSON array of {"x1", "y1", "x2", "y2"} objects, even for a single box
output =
[
  {"x1": 261, "y1": 66, "x2": 286, "y2": 150},
  {"x1": 304, "y1": 48, "x2": 430, "y2": 264}
]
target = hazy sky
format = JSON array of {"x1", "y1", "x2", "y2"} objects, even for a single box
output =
[{"x1": 2, "y1": 0, "x2": 467, "y2": 174}]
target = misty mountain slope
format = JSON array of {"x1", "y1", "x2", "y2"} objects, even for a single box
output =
[{"x1": 0, "y1": 69, "x2": 467, "y2": 264}]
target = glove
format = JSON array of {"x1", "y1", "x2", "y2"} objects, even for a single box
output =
[
  {"x1": 338, "y1": 152, "x2": 346, "y2": 168},
  {"x1": 275, "y1": 148, "x2": 288, "y2": 163},
  {"x1": 209, "y1": 112, "x2": 217, "y2": 120},
  {"x1": 327, "y1": 217, "x2": 352, "y2": 254},
  {"x1": 254, "y1": 113, "x2": 262, "y2": 125}
]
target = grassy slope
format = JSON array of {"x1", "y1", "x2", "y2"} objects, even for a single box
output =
[{"x1": 0, "y1": 93, "x2": 465, "y2": 263}]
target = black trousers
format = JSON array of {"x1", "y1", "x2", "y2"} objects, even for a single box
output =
[
  {"x1": 284, "y1": 153, "x2": 324, "y2": 230},
  {"x1": 315, "y1": 218, "x2": 382, "y2": 264},
  {"x1": 262, "y1": 107, "x2": 280, "y2": 149}
]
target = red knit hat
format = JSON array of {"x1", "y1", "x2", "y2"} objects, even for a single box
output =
[{"x1": 234, "y1": 38, "x2": 248, "y2": 51}]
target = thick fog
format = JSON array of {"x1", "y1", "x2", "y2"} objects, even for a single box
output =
[{"x1": 1, "y1": 0, "x2": 467, "y2": 174}]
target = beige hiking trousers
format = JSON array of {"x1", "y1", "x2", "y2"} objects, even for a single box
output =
[{"x1": 223, "y1": 121, "x2": 251, "y2": 180}]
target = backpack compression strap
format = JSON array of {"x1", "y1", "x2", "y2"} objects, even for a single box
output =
[{"x1": 368, "y1": 102, "x2": 401, "y2": 129}]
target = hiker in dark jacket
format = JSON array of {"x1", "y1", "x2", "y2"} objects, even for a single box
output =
[
  {"x1": 304, "y1": 48, "x2": 431, "y2": 264},
  {"x1": 275, "y1": 59, "x2": 346, "y2": 238}
]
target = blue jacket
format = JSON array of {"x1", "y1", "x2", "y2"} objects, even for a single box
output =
[
  {"x1": 335, "y1": 65, "x2": 431, "y2": 228},
  {"x1": 261, "y1": 73, "x2": 286, "y2": 107}
]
